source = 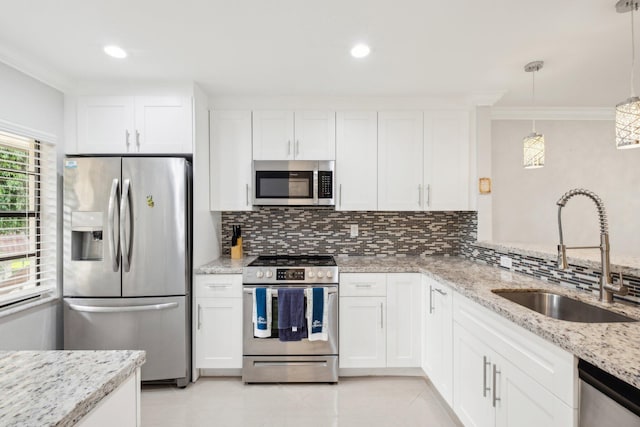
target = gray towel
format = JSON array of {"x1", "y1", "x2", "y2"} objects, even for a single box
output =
[{"x1": 278, "y1": 288, "x2": 307, "y2": 341}]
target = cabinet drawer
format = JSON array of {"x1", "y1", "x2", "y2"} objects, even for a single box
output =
[
  {"x1": 195, "y1": 274, "x2": 242, "y2": 298},
  {"x1": 340, "y1": 273, "x2": 387, "y2": 297}
]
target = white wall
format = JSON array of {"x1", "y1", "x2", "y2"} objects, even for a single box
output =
[
  {"x1": 491, "y1": 119, "x2": 640, "y2": 257},
  {"x1": 0, "y1": 61, "x2": 64, "y2": 349}
]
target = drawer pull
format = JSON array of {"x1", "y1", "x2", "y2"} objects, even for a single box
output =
[{"x1": 354, "y1": 284, "x2": 373, "y2": 288}]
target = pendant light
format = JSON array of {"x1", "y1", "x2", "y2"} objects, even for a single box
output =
[
  {"x1": 616, "y1": 0, "x2": 640, "y2": 149},
  {"x1": 523, "y1": 61, "x2": 545, "y2": 169}
]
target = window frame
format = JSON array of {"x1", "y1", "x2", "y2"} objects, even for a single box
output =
[{"x1": 0, "y1": 129, "x2": 55, "y2": 309}]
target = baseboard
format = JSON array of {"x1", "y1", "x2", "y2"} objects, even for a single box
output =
[{"x1": 339, "y1": 367, "x2": 424, "y2": 377}]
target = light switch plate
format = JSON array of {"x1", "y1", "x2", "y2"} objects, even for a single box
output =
[
  {"x1": 350, "y1": 224, "x2": 359, "y2": 238},
  {"x1": 499, "y1": 255, "x2": 512, "y2": 269}
]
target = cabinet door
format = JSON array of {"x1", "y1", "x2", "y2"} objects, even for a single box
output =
[
  {"x1": 252, "y1": 110, "x2": 294, "y2": 160},
  {"x1": 496, "y1": 358, "x2": 575, "y2": 427},
  {"x1": 335, "y1": 111, "x2": 377, "y2": 210},
  {"x1": 423, "y1": 278, "x2": 453, "y2": 406},
  {"x1": 195, "y1": 298, "x2": 243, "y2": 369},
  {"x1": 453, "y1": 321, "x2": 495, "y2": 427},
  {"x1": 377, "y1": 111, "x2": 424, "y2": 211},
  {"x1": 77, "y1": 96, "x2": 134, "y2": 154},
  {"x1": 386, "y1": 273, "x2": 422, "y2": 367},
  {"x1": 210, "y1": 111, "x2": 253, "y2": 211},
  {"x1": 424, "y1": 111, "x2": 469, "y2": 210},
  {"x1": 339, "y1": 296, "x2": 386, "y2": 368},
  {"x1": 294, "y1": 111, "x2": 336, "y2": 160},
  {"x1": 134, "y1": 96, "x2": 192, "y2": 153}
]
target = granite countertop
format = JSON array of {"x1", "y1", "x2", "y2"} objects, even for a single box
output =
[
  {"x1": 197, "y1": 255, "x2": 640, "y2": 388},
  {"x1": 194, "y1": 256, "x2": 255, "y2": 274},
  {"x1": 0, "y1": 350, "x2": 146, "y2": 427}
]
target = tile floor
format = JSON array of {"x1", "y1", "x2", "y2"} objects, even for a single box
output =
[{"x1": 141, "y1": 376, "x2": 462, "y2": 426}]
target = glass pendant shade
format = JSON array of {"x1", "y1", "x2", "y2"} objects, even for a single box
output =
[
  {"x1": 615, "y1": 96, "x2": 640, "y2": 149},
  {"x1": 523, "y1": 132, "x2": 545, "y2": 169}
]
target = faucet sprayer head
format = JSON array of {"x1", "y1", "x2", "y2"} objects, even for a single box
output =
[{"x1": 556, "y1": 188, "x2": 608, "y2": 234}]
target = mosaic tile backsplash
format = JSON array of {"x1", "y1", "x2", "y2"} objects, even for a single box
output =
[
  {"x1": 221, "y1": 206, "x2": 639, "y2": 305},
  {"x1": 221, "y1": 208, "x2": 477, "y2": 257},
  {"x1": 461, "y1": 242, "x2": 640, "y2": 305}
]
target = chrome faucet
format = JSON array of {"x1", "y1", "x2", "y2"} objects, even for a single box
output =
[{"x1": 556, "y1": 188, "x2": 627, "y2": 303}]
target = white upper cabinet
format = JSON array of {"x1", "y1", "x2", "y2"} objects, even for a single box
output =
[
  {"x1": 294, "y1": 111, "x2": 336, "y2": 160},
  {"x1": 210, "y1": 111, "x2": 253, "y2": 211},
  {"x1": 252, "y1": 111, "x2": 294, "y2": 160},
  {"x1": 252, "y1": 110, "x2": 335, "y2": 160},
  {"x1": 377, "y1": 111, "x2": 424, "y2": 211},
  {"x1": 76, "y1": 96, "x2": 192, "y2": 154},
  {"x1": 335, "y1": 111, "x2": 377, "y2": 210},
  {"x1": 134, "y1": 97, "x2": 192, "y2": 153},
  {"x1": 77, "y1": 97, "x2": 135, "y2": 154},
  {"x1": 424, "y1": 111, "x2": 470, "y2": 211}
]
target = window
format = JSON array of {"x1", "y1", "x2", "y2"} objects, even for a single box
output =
[{"x1": 0, "y1": 130, "x2": 56, "y2": 306}]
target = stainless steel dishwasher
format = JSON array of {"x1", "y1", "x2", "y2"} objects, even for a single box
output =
[{"x1": 579, "y1": 359, "x2": 640, "y2": 427}]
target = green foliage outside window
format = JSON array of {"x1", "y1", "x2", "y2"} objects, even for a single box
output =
[{"x1": 0, "y1": 146, "x2": 28, "y2": 235}]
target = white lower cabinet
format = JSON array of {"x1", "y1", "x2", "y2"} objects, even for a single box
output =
[
  {"x1": 422, "y1": 276, "x2": 453, "y2": 406},
  {"x1": 77, "y1": 368, "x2": 140, "y2": 427},
  {"x1": 194, "y1": 275, "x2": 243, "y2": 370},
  {"x1": 453, "y1": 293, "x2": 577, "y2": 427},
  {"x1": 339, "y1": 273, "x2": 421, "y2": 369},
  {"x1": 386, "y1": 273, "x2": 422, "y2": 367},
  {"x1": 339, "y1": 295, "x2": 387, "y2": 368}
]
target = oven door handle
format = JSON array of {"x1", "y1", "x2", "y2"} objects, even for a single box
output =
[{"x1": 243, "y1": 289, "x2": 338, "y2": 295}]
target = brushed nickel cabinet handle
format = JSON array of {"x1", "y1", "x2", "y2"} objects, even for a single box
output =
[
  {"x1": 429, "y1": 286, "x2": 435, "y2": 314},
  {"x1": 380, "y1": 302, "x2": 384, "y2": 329},
  {"x1": 492, "y1": 364, "x2": 501, "y2": 407},
  {"x1": 197, "y1": 304, "x2": 202, "y2": 330},
  {"x1": 483, "y1": 356, "x2": 491, "y2": 397}
]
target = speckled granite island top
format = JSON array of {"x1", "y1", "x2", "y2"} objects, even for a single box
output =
[
  {"x1": 0, "y1": 350, "x2": 145, "y2": 427},
  {"x1": 197, "y1": 255, "x2": 640, "y2": 388}
]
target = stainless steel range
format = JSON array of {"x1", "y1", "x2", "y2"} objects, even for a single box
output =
[{"x1": 242, "y1": 255, "x2": 339, "y2": 383}]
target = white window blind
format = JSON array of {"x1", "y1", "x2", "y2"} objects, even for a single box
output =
[{"x1": 0, "y1": 130, "x2": 56, "y2": 306}]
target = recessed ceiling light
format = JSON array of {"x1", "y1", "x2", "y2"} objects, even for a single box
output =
[
  {"x1": 350, "y1": 44, "x2": 370, "y2": 59},
  {"x1": 103, "y1": 45, "x2": 127, "y2": 59}
]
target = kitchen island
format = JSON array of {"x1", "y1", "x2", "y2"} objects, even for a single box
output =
[{"x1": 0, "y1": 350, "x2": 145, "y2": 427}]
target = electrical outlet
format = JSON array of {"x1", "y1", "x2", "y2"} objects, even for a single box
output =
[
  {"x1": 499, "y1": 255, "x2": 512, "y2": 269},
  {"x1": 350, "y1": 224, "x2": 359, "y2": 238}
]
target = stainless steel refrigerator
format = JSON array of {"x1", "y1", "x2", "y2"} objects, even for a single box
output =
[{"x1": 63, "y1": 156, "x2": 191, "y2": 387}]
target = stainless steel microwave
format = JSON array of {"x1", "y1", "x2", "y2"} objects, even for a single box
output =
[{"x1": 253, "y1": 160, "x2": 335, "y2": 206}]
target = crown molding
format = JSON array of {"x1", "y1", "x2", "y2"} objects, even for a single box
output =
[{"x1": 491, "y1": 107, "x2": 614, "y2": 121}]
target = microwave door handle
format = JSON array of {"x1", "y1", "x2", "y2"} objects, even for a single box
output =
[{"x1": 313, "y1": 169, "x2": 319, "y2": 205}]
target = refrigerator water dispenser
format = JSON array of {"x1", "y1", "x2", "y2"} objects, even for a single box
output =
[{"x1": 71, "y1": 211, "x2": 104, "y2": 261}]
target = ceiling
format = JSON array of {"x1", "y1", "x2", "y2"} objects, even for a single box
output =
[{"x1": 0, "y1": 0, "x2": 632, "y2": 107}]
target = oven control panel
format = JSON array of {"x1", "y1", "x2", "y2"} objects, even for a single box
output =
[
  {"x1": 243, "y1": 267, "x2": 338, "y2": 284},
  {"x1": 277, "y1": 268, "x2": 305, "y2": 281}
]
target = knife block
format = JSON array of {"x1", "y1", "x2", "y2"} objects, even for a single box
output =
[{"x1": 231, "y1": 237, "x2": 243, "y2": 259}]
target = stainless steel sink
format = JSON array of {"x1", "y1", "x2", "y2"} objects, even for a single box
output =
[{"x1": 491, "y1": 290, "x2": 637, "y2": 323}]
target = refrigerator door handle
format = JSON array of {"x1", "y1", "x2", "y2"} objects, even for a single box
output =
[
  {"x1": 107, "y1": 178, "x2": 120, "y2": 272},
  {"x1": 120, "y1": 178, "x2": 132, "y2": 272},
  {"x1": 68, "y1": 302, "x2": 179, "y2": 313}
]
